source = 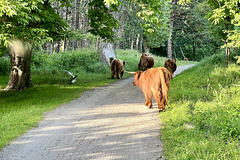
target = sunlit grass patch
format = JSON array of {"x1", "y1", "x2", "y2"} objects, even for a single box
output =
[{"x1": 160, "y1": 52, "x2": 240, "y2": 159}]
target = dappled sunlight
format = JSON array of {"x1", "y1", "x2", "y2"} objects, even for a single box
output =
[
  {"x1": 1, "y1": 101, "x2": 162, "y2": 159},
  {"x1": 12, "y1": 140, "x2": 33, "y2": 145},
  {"x1": 0, "y1": 75, "x2": 164, "y2": 159}
]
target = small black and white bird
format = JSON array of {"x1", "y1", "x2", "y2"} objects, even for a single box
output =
[{"x1": 65, "y1": 70, "x2": 77, "y2": 84}]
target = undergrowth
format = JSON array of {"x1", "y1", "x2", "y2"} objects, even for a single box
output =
[{"x1": 160, "y1": 52, "x2": 240, "y2": 159}]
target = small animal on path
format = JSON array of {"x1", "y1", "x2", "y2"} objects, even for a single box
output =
[
  {"x1": 129, "y1": 67, "x2": 172, "y2": 112},
  {"x1": 138, "y1": 53, "x2": 154, "y2": 71},
  {"x1": 111, "y1": 59, "x2": 126, "y2": 79},
  {"x1": 164, "y1": 59, "x2": 177, "y2": 77}
]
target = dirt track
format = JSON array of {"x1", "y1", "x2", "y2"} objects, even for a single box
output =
[{"x1": 0, "y1": 65, "x2": 194, "y2": 160}]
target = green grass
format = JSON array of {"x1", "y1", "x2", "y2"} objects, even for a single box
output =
[
  {"x1": 0, "y1": 73, "x2": 117, "y2": 149},
  {"x1": 0, "y1": 49, "x2": 196, "y2": 150},
  {"x1": 160, "y1": 53, "x2": 240, "y2": 159},
  {"x1": 116, "y1": 49, "x2": 196, "y2": 72}
]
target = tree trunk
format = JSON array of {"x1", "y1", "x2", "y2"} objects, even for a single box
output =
[
  {"x1": 131, "y1": 36, "x2": 134, "y2": 50},
  {"x1": 4, "y1": 41, "x2": 33, "y2": 91},
  {"x1": 139, "y1": 37, "x2": 143, "y2": 53},
  {"x1": 71, "y1": 0, "x2": 76, "y2": 50},
  {"x1": 167, "y1": 0, "x2": 175, "y2": 59},
  {"x1": 135, "y1": 33, "x2": 140, "y2": 51},
  {"x1": 226, "y1": 45, "x2": 230, "y2": 66},
  {"x1": 143, "y1": 37, "x2": 149, "y2": 53},
  {"x1": 192, "y1": 40, "x2": 196, "y2": 61},
  {"x1": 99, "y1": 39, "x2": 116, "y2": 65},
  {"x1": 64, "y1": 6, "x2": 69, "y2": 51}
]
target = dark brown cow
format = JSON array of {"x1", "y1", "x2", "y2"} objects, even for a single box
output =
[
  {"x1": 164, "y1": 59, "x2": 177, "y2": 77},
  {"x1": 111, "y1": 59, "x2": 126, "y2": 79},
  {"x1": 138, "y1": 53, "x2": 154, "y2": 71},
  {"x1": 132, "y1": 67, "x2": 172, "y2": 112}
]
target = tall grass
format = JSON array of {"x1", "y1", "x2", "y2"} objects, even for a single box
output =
[{"x1": 160, "y1": 52, "x2": 240, "y2": 159}]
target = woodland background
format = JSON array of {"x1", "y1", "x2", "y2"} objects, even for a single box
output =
[
  {"x1": 39, "y1": 0, "x2": 223, "y2": 61},
  {"x1": 1, "y1": 0, "x2": 237, "y2": 62}
]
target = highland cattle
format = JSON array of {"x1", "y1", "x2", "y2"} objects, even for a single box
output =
[
  {"x1": 111, "y1": 59, "x2": 126, "y2": 79},
  {"x1": 164, "y1": 59, "x2": 177, "y2": 77},
  {"x1": 132, "y1": 67, "x2": 172, "y2": 112},
  {"x1": 138, "y1": 53, "x2": 154, "y2": 71}
]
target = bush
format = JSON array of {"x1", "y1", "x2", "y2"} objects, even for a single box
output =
[
  {"x1": 0, "y1": 57, "x2": 10, "y2": 75},
  {"x1": 31, "y1": 49, "x2": 106, "y2": 74}
]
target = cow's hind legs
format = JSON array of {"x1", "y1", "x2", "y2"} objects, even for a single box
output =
[
  {"x1": 144, "y1": 94, "x2": 152, "y2": 109},
  {"x1": 120, "y1": 71, "x2": 124, "y2": 79},
  {"x1": 111, "y1": 72, "x2": 114, "y2": 79},
  {"x1": 158, "y1": 97, "x2": 165, "y2": 112},
  {"x1": 154, "y1": 92, "x2": 165, "y2": 112},
  {"x1": 144, "y1": 100, "x2": 152, "y2": 109},
  {"x1": 158, "y1": 106, "x2": 164, "y2": 112}
]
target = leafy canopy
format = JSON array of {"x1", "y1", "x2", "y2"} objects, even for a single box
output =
[
  {"x1": 0, "y1": 0, "x2": 70, "y2": 47},
  {"x1": 207, "y1": 0, "x2": 240, "y2": 48},
  {"x1": 88, "y1": 0, "x2": 169, "y2": 42}
]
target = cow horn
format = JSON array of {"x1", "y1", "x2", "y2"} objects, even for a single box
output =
[{"x1": 124, "y1": 71, "x2": 136, "y2": 74}]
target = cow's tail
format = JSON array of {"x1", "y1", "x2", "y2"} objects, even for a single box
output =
[
  {"x1": 159, "y1": 68, "x2": 169, "y2": 106},
  {"x1": 114, "y1": 61, "x2": 118, "y2": 75},
  {"x1": 111, "y1": 60, "x2": 116, "y2": 75}
]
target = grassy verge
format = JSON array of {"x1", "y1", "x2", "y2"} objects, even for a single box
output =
[
  {"x1": 160, "y1": 53, "x2": 240, "y2": 159},
  {"x1": 0, "y1": 49, "x2": 114, "y2": 149},
  {"x1": 0, "y1": 49, "x2": 195, "y2": 150},
  {"x1": 0, "y1": 73, "x2": 118, "y2": 149}
]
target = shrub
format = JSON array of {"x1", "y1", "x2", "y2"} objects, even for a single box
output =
[
  {"x1": 0, "y1": 57, "x2": 10, "y2": 75},
  {"x1": 31, "y1": 49, "x2": 104, "y2": 74}
]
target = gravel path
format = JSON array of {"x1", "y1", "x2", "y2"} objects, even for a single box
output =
[{"x1": 0, "y1": 65, "x2": 194, "y2": 160}]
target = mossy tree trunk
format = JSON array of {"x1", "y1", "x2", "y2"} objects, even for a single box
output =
[
  {"x1": 226, "y1": 46, "x2": 230, "y2": 67},
  {"x1": 4, "y1": 41, "x2": 33, "y2": 91}
]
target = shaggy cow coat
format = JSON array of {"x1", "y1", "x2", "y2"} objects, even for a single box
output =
[
  {"x1": 138, "y1": 53, "x2": 154, "y2": 71},
  {"x1": 164, "y1": 59, "x2": 177, "y2": 77},
  {"x1": 111, "y1": 59, "x2": 126, "y2": 79},
  {"x1": 133, "y1": 67, "x2": 172, "y2": 112}
]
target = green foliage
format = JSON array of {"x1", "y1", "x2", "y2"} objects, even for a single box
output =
[
  {"x1": 88, "y1": 0, "x2": 119, "y2": 41},
  {"x1": 31, "y1": 49, "x2": 110, "y2": 76},
  {"x1": 0, "y1": 56, "x2": 9, "y2": 75},
  {"x1": 88, "y1": 0, "x2": 170, "y2": 44},
  {"x1": 72, "y1": 31, "x2": 98, "y2": 46},
  {"x1": 0, "y1": 0, "x2": 70, "y2": 46},
  {"x1": 208, "y1": 0, "x2": 240, "y2": 49},
  {"x1": 160, "y1": 51, "x2": 240, "y2": 159},
  {"x1": 115, "y1": 49, "x2": 141, "y2": 72},
  {"x1": 234, "y1": 56, "x2": 240, "y2": 64},
  {"x1": 172, "y1": 0, "x2": 222, "y2": 61},
  {"x1": 136, "y1": 0, "x2": 169, "y2": 34}
]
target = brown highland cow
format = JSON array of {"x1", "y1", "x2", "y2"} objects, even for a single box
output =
[
  {"x1": 164, "y1": 59, "x2": 177, "y2": 77},
  {"x1": 111, "y1": 59, "x2": 126, "y2": 79},
  {"x1": 132, "y1": 67, "x2": 172, "y2": 112},
  {"x1": 138, "y1": 53, "x2": 154, "y2": 71}
]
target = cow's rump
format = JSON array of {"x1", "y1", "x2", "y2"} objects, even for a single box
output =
[
  {"x1": 111, "y1": 59, "x2": 126, "y2": 79},
  {"x1": 133, "y1": 67, "x2": 171, "y2": 112},
  {"x1": 138, "y1": 53, "x2": 154, "y2": 71}
]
